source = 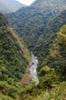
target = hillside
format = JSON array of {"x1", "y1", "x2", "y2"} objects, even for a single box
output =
[
  {"x1": 7, "y1": 0, "x2": 66, "y2": 48},
  {"x1": 34, "y1": 10, "x2": 66, "y2": 66},
  {"x1": 1, "y1": 0, "x2": 66, "y2": 99},
  {"x1": 0, "y1": 24, "x2": 65, "y2": 100},
  {"x1": 0, "y1": 0, "x2": 25, "y2": 14},
  {"x1": 18, "y1": 25, "x2": 66, "y2": 100},
  {"x1": 0, "y1": 5, "x2": 66, "y2": 100},
  {"x1": 0, "y1": 13, "x2": 32, "y2": 99},
  {"x1": 0, "y1": 14, "x2": 31, "y2": 80},
  {"x1": 32, "y1": 0, "x2": 66, "y2": 13},
  {"x1": 7, "y1": 3, "x2": 66, "y2": 66},
  {"x1": 48, "y1": 25, "x2": 66, "y2": 79}
]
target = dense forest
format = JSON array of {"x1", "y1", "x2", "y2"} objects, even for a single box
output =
[{"x1": 0, "y1": 0, "x2": 66, "y2": 100}]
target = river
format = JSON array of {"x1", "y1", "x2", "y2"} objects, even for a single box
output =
[
  {"x1": 29, "y1": 54, "x2": 39, "y2": 85},
  {"x1": 22, "y1": 53, "x2": 39, "y2": 85}
]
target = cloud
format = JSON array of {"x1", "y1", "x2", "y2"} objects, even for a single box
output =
[{"x1": 16, "y1": 0, "x2": 36, "y2": 5}]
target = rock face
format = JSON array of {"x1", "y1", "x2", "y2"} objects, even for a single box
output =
[{"x1": 22, "y1": 54, "x2": 39, "y2": 85}]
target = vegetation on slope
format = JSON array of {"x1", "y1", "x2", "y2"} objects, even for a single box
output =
[
  {"x1": 48, "y1": 25, "x2": 66, "y2": 80},
  {"x1": 18, "y1": 25, "x2": 66, "y2": 100},
  {"x1": 7, "y1": 3, "x2": 66, "y2": 66},
  {"x1": 0, "y1": 10, "x2": 66, "y2": 100},
  {"x1": 0, "y1": 14, "x2": 31, "y2": 80},
  {"x1": 0, "y1": 23, "x2": 65, "y2": 100},
  {"x1": 7, "y1": 0, "x2": 66, "y2": 40},
  {"x1": 34, "y1": 10, "x2": 66, "y2": 66},
  {"x1": 0, "y1": 14, "x2": 31, "y2": 99}
]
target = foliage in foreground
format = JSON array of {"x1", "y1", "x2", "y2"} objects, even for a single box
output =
[{"x1": 0, "y1": 64, "x2": 66, "y2": 100}]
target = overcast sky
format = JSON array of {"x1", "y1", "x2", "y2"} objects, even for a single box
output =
[{"x1": 16, "y1": 0, "x2": 36, "y2": 5}]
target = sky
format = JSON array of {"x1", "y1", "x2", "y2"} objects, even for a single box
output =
[{"x1": 16, "y1": 0, "x2": 36, "y2": 6}]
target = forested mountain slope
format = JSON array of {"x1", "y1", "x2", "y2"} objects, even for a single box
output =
[
  {"x1": 18, "y1": 25, "x2": 66, "y2": 100},
  {"x1": 7, "y1": 0, "x2": 66, "y2": 50},
  {"x1": 48, "y1": 25, "x2": 66, "y2": 79},
  {"x1": 7, "y1": 7, "x2": 66, "y2": 65},
  {"x1": 34, "y1": 10, "x2": 66, "y2": 66},
  {"x1": 32, "y1": 0, "x2": 66, "y2": 13},
  {"x1": 0, "y1": 5, "x2": 66, "y2": 100},
  {"x1": 0, "y1": 14, "x2": 31, "y2": 80}
]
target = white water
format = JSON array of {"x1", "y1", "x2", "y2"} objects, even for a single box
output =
[{"x1": 29, "y1": 54, "x2": 39, "y2": 85}]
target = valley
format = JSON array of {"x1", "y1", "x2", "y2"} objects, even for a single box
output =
[
  {"x1": 0, "y1": 0, "x2": 66, "y2": 100},
  {"x1": 22, "y1": 54, "x2": 39, "y2": 85}
]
